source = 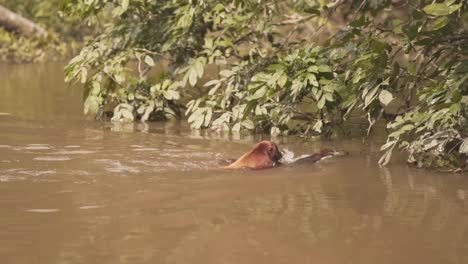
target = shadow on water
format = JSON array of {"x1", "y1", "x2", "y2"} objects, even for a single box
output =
[{"x1": 1, "y1": 63, "x2": 468, "y2": 264}]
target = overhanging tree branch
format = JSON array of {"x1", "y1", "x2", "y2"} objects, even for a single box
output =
[{"x1": 0, "y1": 4, "x2": 47, "y2": 37}]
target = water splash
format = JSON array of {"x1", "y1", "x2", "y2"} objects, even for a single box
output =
[{"x1": 280, "y1": 149, "x2": 311, "y2": 164}]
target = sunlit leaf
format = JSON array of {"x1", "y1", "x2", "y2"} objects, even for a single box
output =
[
  {"x1": 248, "y1": 86, "x2": 267, "y2": 100},
  {"x1": 270, "y1": 126, "x2": 280, "y2": 136},
  {"x1": 144, "y1": 55, "x2": 155, "y2": 67},
  {"x1": 317, "y1": 96, "x2": 326, "y2": 109},
  {"x1": 121, "y1": 108, "x2": 134, "y2": 121},
  {"x1": 242, "y1": 120, "x2": 254, "y2": 129},
  {"x1": 460, "y1": 138, "x2": 468, "y2": 154},
  {"x1": 232, "y1": 122, "x2": 241, "y2": 132},
  {"x1": 308, "y1": 74, "x2": 318, "y2": 87},
  {"x1": 141, "y1": 106, "x2": 154, "y2": 122},
  {"x1": 192, "y1": 115, "x2": 204, "y2": 129},
  {"x1": 204, "y1": 79, "x2": 220, "y2": 87},
  {"x1": 380, "y1": 140, "x2": 397, "y2": 151},
  {"x1": 378, "y1": 149, "x2": 393, "y2": 166},
  {"x1": 188, "y1": 69, "x2": 198, "y2": 86},
  {"x1": 278, "y1": 74, "x2": 287, "y2": 88},
  {"x1": 307, "y1": 65, "x2": 318, "y2": 73},
  {"x1": 427, "y1": 17, "x2": 449, "y2": 31},
  {"x1": 194, "y1": 60, "x2": 204, "y2": 78},
  {"x1": 318, "y1": 65, "x2": 332, "y2": 73},
  {"x1": 204, "y1": 108, "x2": 212, "y2": 127},
  {"x1": 423, "y1": 2, "x2": 460, "y2": 16},
  {"x1": 379, "y1": 90, "x2": 393, "y2": 106},
  {"x1": 313, "y1": 120, "x2": 322, "y2": 133},
  {"x1": 364, "y1": 86, "x2": 379, "y2": 108}
]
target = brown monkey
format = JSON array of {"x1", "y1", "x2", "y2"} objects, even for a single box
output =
[{"x1": 225, "y1": 141, "x2": 283, "y2": 170}]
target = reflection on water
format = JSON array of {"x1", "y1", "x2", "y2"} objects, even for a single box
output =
[{"x1": 1, "y1": 63, "x2": 468, "y2": 264}]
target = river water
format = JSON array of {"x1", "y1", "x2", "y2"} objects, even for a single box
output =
[{"x1": 1, "y1": 63, "x2": 468, "y2": 264}]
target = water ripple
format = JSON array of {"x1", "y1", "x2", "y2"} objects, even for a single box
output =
[
  {"x1": 34, "y1": 156, "x2": 72, "y2": 161},
  {"x1": 27, "y1": 209, "x2": 61, "y2": 213},
  {"x1": 50, "y1": 150, "x2": 95, "y2": 155},
  {"x1": 24, "y1": 145, "x2": 51, "y2": 150},
  {"x1": 95, "y1": 159, "x2": 140, "y2": 173},
  {"x1": 78, "y1": 205, "x2": 104, "y2": 210},
  {"x1": 132, "y1": 148, "x2": 158, "y2": 152}
]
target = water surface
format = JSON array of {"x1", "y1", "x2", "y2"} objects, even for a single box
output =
[{"x1": 1, "y1": 63, "x2": 468, "y2": 264}]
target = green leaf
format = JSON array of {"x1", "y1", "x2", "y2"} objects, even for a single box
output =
[
  {"x1": 137, "y1": 105, "x2": 146, "y2": 114},
  {"x1": 114, "y1": 74, "x2": 125, "y2": 84},
  {"x1": 318, "y1": 65, "x2": 332, "y2": 73},
  {"x1": 141, "y1": 106, "x2": 154, "y2": 122},
  {"x1": 242, "y1": 120, "x2": 254, "y2": 130},
  {"x1": 378, "y1": 149, "x2": 393, "y2": 166},
  {"x1": 307, "y1": 65, "x2": 318, "y2": 73},
  {"x1": 121, "y1": 108, "x2": 134, "y2": 121},
  {"x1": 324, "y1": 93, "x2": 334, "y2": 102},
  {"x1": 423, "y1": 3, "x2": 449, "y2": 16},
  {"x1": 350, "y1": 15, "x2": 367, "y2": 27},
  {"x1": 380, "y1": 140, "x2": 397, "y2": 151},
  {"x1": 313, "y1": 120, "x2": 322, "y2": 133},
  {"x1": 270, "y1": 126, "x2": 280, "y2": 136},
  {"x1": 144, "y1": 55, "x2": 155, "y2": 67},
  {"x1": 164, "y1": 107, "x2": 177, "y2": 119},
  {"x1": 164, "y1": 90, "x2": 180, "y2": 100},
  {"x1": 232, "y1": 122, "x2": 241, "y2": 132},
  {"x1": 427, "y1": 17, "x2": 449, "y2": 31},
  {"x1": 194, "y1": 60, "x2": 204, "y2": 78},
  {"x1": 204, "y1": 108, "x2": 212, "y2": 127},
  {"x1": 255, "y1": 105, "x2": 267, "y2": 115},
  {"x1": 423, "y1": 139, "x2": 439, "y2": 151},
  {"x1": 379, "y1": 90, "x2": 393, "y2": 106},
  {"x1": 121, "y1": 0, "x2": 129, "y2": 12},
  {"x1": 219, "y1": 70, "x2": 234, "y2": 78},
  {"x1": 268, "y1": 64, "x2": 284, "y2": 71},
  {"x1": 408, "y1": 61, "x2": 417, "y2": 76},
  {"x1": 460, "y1": 138, "x2": 468, "y2": 154},
  {"x1": 188, "y1": 108, "x2": 204, "y2": 123},
  {"x1": 91, "y1": 82, "x2": 100, "y2": 95},
  {"x1": 364, "y1": 86, "x2": 380, "y2": 108},
  {"x1": 248, "y1": 86, "x2": 267, "y2": 100},
  {"x1": 188, "y1": 69, "x2": 198, "y2": 86},
  {"x1": 84, "y1": 96, "x2": 99, "y2": 115},
  {"x1": 308, "y1": 74, "x2": 318, "y2": 87},
  {"x1": 449, "y1": 3, "x2": 462, "y2": 14},
  {"x1": 449, "y1": 103, "x2": 460, "y2": 114},
  {"x1": 80, "y1": 69, "x2": 88, "y2": 84},
  {"x1": 403, "y1": 25, "x2": 418, "y2": 40},
  {"x1": 317, "y1": 96, "x2": 326, "y2": 109},
  {"x1": 192, "y1": 115, "x2": 204, "y2": 129},
  {"x1": 278, "y1": 74, "x2": 287, "y2": 88},
  {"x1": 423, "y1": 2, "x2": 460, "y2": 16},
  {"x1": 204, "y1": 79, "x2": 220, "y2": 87},
  {"x1": 392, "y1": 19, "x2": 403, "y2": 34},
  {"x1": 352, "y1": 69, "x2": 364, "y2": 84}
]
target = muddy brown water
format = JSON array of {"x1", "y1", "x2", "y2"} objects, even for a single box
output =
[{"x1": 1, "y1": 63, "x2": 468, "y2": 264}]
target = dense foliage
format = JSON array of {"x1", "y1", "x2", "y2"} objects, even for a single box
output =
[
  {"x1": 63, "y1": 0, "x2": 467, "y2": 169},
  {"x1": 0, "y1": 0, "x2": 99, "y2": 62}
]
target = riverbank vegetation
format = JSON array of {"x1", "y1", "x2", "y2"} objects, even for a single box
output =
[
  {"x1": 0, "y1": 0, "x2": 99, "y2": 62},
  {"x1": 2, "y1": 0, "x2": 467, "y2": 170}
]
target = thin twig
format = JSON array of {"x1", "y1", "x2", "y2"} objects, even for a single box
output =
[{"x1": 133, "y1": 48, "x2": 173, "y2": 61}]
